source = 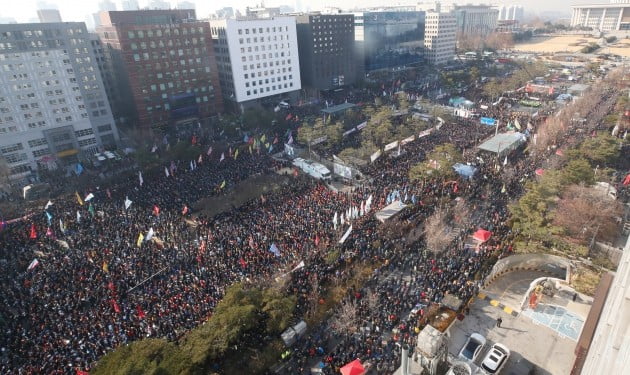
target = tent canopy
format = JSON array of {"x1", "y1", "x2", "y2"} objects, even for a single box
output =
[
  {"x1": 340, "y1": 359, "x2": 365, "y2": 375},
  {"x1": 473, "y1": 229, "x2": 492, "y2": 242},
  {"x1": 478, "y1": 132, "x2": 526, "y2": 156},
  {"x1": 453, "y1": 163, "x2": 477, "y2": 179}
]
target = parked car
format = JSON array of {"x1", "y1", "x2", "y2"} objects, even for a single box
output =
[
  {"x1": 458, "y1": 333, "x2": 486, "y2": 363},
  {"x1": 481, "y1": 343, "x2": 510, "y2": 374}
]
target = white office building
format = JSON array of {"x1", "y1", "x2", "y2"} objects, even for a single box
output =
[
  {"x1": 424, "y1": 11, "x2": 457, "y2": 65},
  {"x1": 0, "y1": 23, "x2": 120, "y2": 181},
  {"x1": 209, "y1": 17, "x2": 301, "y2": 112},
  {"x1": 36, "y1": 9, "x2": 62, "y2": 23},
  {"x1": 571, "y1": 2, "x2": 630, "y2": 31}
]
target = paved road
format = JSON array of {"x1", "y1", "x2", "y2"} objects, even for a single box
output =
[{"x1": 483, "y1": 270, "x2": 553, "y2": 313}]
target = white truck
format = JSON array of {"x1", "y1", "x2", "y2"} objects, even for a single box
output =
[{"x1": 292, "y1": 158, "x2": 331, "y2": 181}]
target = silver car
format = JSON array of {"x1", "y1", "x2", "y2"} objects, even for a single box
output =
[{"x1": 458, "y1": 332, "x2": 486, "y2": 363}]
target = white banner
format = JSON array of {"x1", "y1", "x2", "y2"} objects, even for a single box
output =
[
  {"x1": 370, "y1": 150, "x2": 382, "y2": 163},
  {"x1": 343, "y1": 127, "x2": 357, "y2": 137},
  {"x1": 333, "y1": 163, "x2": 352, "y2": 179},
  {"x1": 400, "y1": 135, "x2": 415, "y2": 145},
  {"x1": 356, "y1": 121, "x2": 368, "y2": 130},
  {"x1": 418, "y1": 128, "x2": 434, "y2": 138},
  {"x1": 384, "y1": 140, "x2": 399, "y2": 152},
  {"x1": 339, "y1": 225, "x2": 353, "y2": 244},
  {"x1": 309, "y1": 136, "x2": 327, "y2": 146}
]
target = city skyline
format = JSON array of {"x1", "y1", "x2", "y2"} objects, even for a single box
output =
[{"x1": 0, "y1": 0, "x2": 602, "y2": 24}]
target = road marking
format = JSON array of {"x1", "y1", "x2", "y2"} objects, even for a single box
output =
[
  {"x1": 477, "y1": 292, "x2": 519, "y2": 317},
  {"x1": 490, "y1": 299, "x2": 499, "y2": 306},
  {"x1": 503, "y1": 306, "x2": 513, "y2": 314}
]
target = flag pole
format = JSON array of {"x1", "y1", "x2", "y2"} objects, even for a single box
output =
[{"x1": 127, "y1": 266, "x2": 168, "y2": 294}]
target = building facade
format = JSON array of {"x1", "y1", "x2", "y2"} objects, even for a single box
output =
[
  {"x1": 578, "y1": 236, "x2": 630, "y2": 374},
  {"x1": 0, "y1": 22, "x2": 120, "y2": 181},
  {"x1": 424, "y1": 11, "x2": 457, "y2": 65},
  {"x1": 354, "y1": 10, "x2": 426, "y2": 71},
  {"x1": 36, "y1": 9, "x2": 62, "y2": 23},
  {"x1": 209, "y1": 17, "x2": 301, "y2": 112},
  {"x1": 96, "y1": 9, "x2": 223, "y2": 133},
  {"x1": 296, "y1": 13, "x2": 358, "y2": 92},
  {"x1": 497, "y1": 5, "x2": 525, "y2": 22},
  {"x1": 571, "y1": 3, "x2": 630, "y2": 31},
  {"x1": 452, "y1": 5, "x2": 499, "y2": 36}
]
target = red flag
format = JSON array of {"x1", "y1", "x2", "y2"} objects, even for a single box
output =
[
  {"x1": 29, "y1": 223, "x2": 37, "y2": 239},
  {"x1": 315, "y1": 235, "x2": 320, "y2": 246},
  {"x1": 76, "y1": 370, "x2": 90, "y2": 375},
  {"x1": 136, "y1": 305, "x2": 146, "y2": 319},
  {"x1": 555, "y1": 149, "x2": 564, "y2": 156},
  {"x1": 285, "y1": 113, "x2": 292, "y2": 121},
  {"x1": 46, "y1": 227, "x2": 54, "y2": 238},
  {"x1": 153, "y1": 205, "x2": 160, "y2": 216},
  {"x1": 182, "y1": 205, "x2": 189, "y2": 216},
  {"x1": 535, "y1": 168, "x2": 545, "y2": 176},
  {"x1": 111, "y1": 300, "x2": 121, "y2": 314},
  {"x1": 623, "y1": 174, "x2": 630, "y2": 186},
  {"x1": 199, "y1": 240, "x2": 207, "y2": 254},
  {"x1": 191, "y1": 135, "x2": 197, "y2": 145},
  {"x1": 273, "y1": 136, "x2": 278, "y2": 144},
  {"x1": 293, "y1": 168, "x2": 299, "y2": 177},
  {"x1": 107, "y1": 281, "x2": 116, "y2": 292},
  {"x1": 239, "y1": 258, "x2": 247, "y2": 268},
  {"x1": 453, "y1": 183, "x2": 459, "y2": 193}
]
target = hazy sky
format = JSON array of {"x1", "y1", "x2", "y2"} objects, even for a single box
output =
[{"x1": 0, "y1": 0, "x2": 599, "y2": 23}]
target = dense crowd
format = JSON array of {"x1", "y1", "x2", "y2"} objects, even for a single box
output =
[{"x1": 0, "y1": 67, "x2": 626, "y2": 375}]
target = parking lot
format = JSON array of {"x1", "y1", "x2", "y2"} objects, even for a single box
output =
[{"x1": 446, "y1": 279, "x2": 593, "y2": 375}]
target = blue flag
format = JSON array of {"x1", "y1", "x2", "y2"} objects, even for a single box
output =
[
  {"x1": 269, "y1": 243, "x2": 280, "y2": 257},
  {"x1": 75, "y1": 163, "x2": 84, "y2": 176},
  {"x1": 45, "y1": 211, "x2": 52, "y2": 226}
]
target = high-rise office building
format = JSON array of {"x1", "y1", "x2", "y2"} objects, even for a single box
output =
[
  {"x1": 148, "y1": 0, "x2": 171, "y2": 10},
  {"x1": 296, "y1": 13, "x2": 358, "y2": 92},
  {"x1": 424, "y1": 11, "x2": 457, "y2": 65},
  {"x1": 120, "y1": 0, "x2": 140, "y2": 11},
  {"x1": 353, "y1": 10, "x2": 426, "y2": 71},
  {"x1": 36, "y1": 9, "x2": 62, "y2": 23},
  {"x1": 177, "y1": 1, "x2": 196, "y2": 10},
  {"x1": 0, "y1": 23, "x2": 120, "y2": 181},
  {"x1": 451, "y1": 4, "x2": 498, "y2": 36},
  {"x1": 209, "y1": 17, "x2": 301, "y2": 112},
  {"x1": 96, "y1": 9, "x2": 223, "y2": 132}
]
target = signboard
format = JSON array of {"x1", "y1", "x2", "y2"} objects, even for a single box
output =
[
  {"x1": 480, "y1": 117, "x2": 496, "y2": 126},
  {"x1": 384, "y1": 140, "x2": 399, "y2": 152},
  {"x1": 308, "y1": 135, "x2": 327, "y2": 146},
  {"x1": 333, "y1": 162, "x2": 352, "y2": 179},
  {"x1": 370, "y1": 150, "x2": 382, "y2": 163},
  {"x1": 284, "y1": 143, "x2": 296, "y2": 157},
  {"x1": 343, "y1": 127, "x2": 357, "y2": 137},
  {"x1": 356, "y1": 121, "x2": 367, "y2": 130},
  {"x1": 400, "y1": 135, "x2": 415, "y2": 145}
]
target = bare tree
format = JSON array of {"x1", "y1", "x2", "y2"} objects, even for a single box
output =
[
  {"x1": 365, "y1": 289, "x2": 380, "y2": 316},
  {"x1": 423, "y1": 209, "x2": 453, "y2": 253},
  {"x1": 330, "y1": 298, "x2": 359, "y2": 335},
  {"x1": 452, "y1": 199, "x2": 472, "y2": 228},
  {"x1": 553, "y1": 185, "x2": 623, "y2": 243}
]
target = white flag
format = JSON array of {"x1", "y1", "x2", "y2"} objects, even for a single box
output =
[
  {"x1": 139, "y1": 171, "x2": 144, "y2": 186},
  {"x1": 340, "y1": 213, "x2": 345, "y2": 226},
  {"x1": 503, "y1": 156, "x2": 508, "y2": 166},
  {"x1": 207, "y1": 146, "x2": 213, "y2": 156},
  {"x1": 27, "y1": 258, "x2": 40, "y2": 271},
  {"x1": 220, "y1": 152, "x2": 225, "y2": 162},
  {"x1": 124, "y1": 197, "x2": 132, "y2": 210},
  {"x1": 85, "y1": 193, "x2": 95, "y2": 202},
  {"x1": 165, "y1": 167, "x2": 170, "y2": 177},
  {"x1": 76, "y1": 210, "x2": 81, "y2": 223},
  {"x1": 190, "y1": 160, "x2": 194, "y2": 171},
  {"x1": 44, "y1": 200, "x2": 53, "y2": 210},
  {"x1": 146, "y1": 227, "x2": 154, "y2": 242},
  {"x1": 339, "y1": 225, "x2": 353, "y2": 244},
  {"x1": 291, "y1": 260, "x2": 305, "y2": 272}
]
